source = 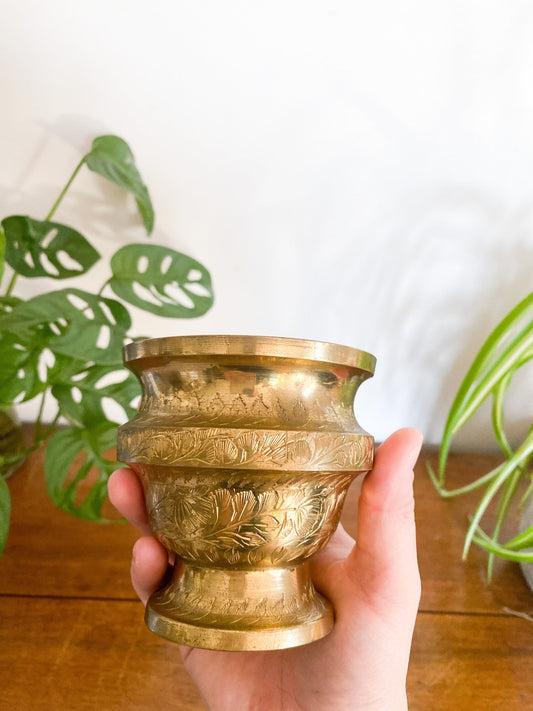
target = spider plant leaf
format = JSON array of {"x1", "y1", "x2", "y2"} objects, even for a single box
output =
[
  {"x1": 520, "y1": 479, "x2": 533, "y2": 508},
  {"x1": 492, "y1": 352, "x2": 533, "y2": 460},
  {"x1": 0, "y1": 476, "x2": 10, "y2": 555},
  {"x1": 427, "y1": 459, "x2": 503, "y2": 497},
  {"x1": 491, "y1": 371, "x2": 514, "y2": 458},
  {"x1": 51, "y1": 363, "x2": 140, "y2": 428},
  {"x1": 487, "y1": 465, "x2": 524, "y2": 579},
  {"x1": 472, "y1": 525, "x2": 533, "y2": 563},
  {"x1": 109, "y1": 243, "x2": 214, "y2": 318},
  {"x1": 2, "y1": 216, "x2": 100, "y2": 279},
  {"x1": 439, "y1": 291, "x2": 533, "y2": 476},
  {"x1": 44, "y1": 423, "x2": 120, "y2": 520},
  {"x1": 463, "y1": 428, "x2": 533, "y2": 557},
  {"x1": 452, "y1": 324, "x2": 533, "y2": 434},
  {"x1": 501, "y1": 522, "x2": 533, "y2": 550},
  {"x1": 84, "y1": 135, "x2": 154, "y2": 234}
]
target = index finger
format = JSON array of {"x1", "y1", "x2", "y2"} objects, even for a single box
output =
[{"x1": 108, "y1": 467, "x2": 152, "y2": 535}]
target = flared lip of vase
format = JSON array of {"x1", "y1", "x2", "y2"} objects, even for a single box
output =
[{"x1": 123, "y1": 335, "x2": 376, "y2": 374}]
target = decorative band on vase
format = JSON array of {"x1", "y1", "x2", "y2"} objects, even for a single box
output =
[{"x1": 118, "y1": 425, "x2": 374, "y2": 472}]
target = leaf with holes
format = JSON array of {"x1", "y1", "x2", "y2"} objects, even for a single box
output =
[
  {"x1": 109, "y1": 244, "x2": 214, "y2": 318},
  {"x1": 52, "y1": 364, "x2": 140, "y2": 427},
  {"x1": 0, "y1": 332, "x2": 47, "y2": 405},
  {"x1": 0, "y1": 330, "x2": 90, "y2": 406},
  {"x1": 45, "y1": 423, "x2": 120, "y2": 520},
  {"x1": 0, "y1": 289, "x2": 131, "y2": 365},
  {"x1": 84, "y1": 135, "x2": 154, "y2": 234},
  {"x1": 0, "y1": 296, "x2": 22, "y2": 316},
  {"x1": 2, "y1": 216, "x2": 100, "y2": 279}
]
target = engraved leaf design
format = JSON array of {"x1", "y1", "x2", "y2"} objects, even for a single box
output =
[
  {"x1": 288, "y1": 438, "x2": 312, "y2": 465},
  {"x1": 212, "y1": 488, "x2": 236, "y2": 529},
  {"x1": 230, "y1": 490, "x2": 256, "y2": 524},
  {"x1": 210, "y1": 438, "x2": 241, "y2": 465},
  {"x1": 271, "y1": 546, "x2": 289, "y2": 565}
]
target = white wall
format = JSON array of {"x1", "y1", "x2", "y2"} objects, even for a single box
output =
[{"x1": 1, "y1": 1, "x2": 532, "y2": 450}]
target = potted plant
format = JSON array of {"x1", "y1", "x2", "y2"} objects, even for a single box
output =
[
  {"x1": 0, "y1": 135, "x2": 214, "y2": 553},
  {"x1": 429, "y1": 291, "x2": 533, "y2": 583}
]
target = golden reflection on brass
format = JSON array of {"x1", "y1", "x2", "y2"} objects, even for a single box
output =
[{"x1": 117, "y1": 335, "x2": 375, "y2": 651}]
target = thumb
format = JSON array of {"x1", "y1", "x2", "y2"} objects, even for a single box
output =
[{"x1": 346, "y1": 428, "x2": 423, "y2": 614}]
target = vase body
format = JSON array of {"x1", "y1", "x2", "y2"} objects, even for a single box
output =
[{"x1": 117, "y1": 335, "x2": 375, "y2": 650}]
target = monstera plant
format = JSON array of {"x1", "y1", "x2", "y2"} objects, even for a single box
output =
[{"x1": 0, "y1": 135, "x2": 214, "y2": 553}]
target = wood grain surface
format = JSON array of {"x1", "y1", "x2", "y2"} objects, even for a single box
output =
[{"x1": 1, "y1": 432, "x2": 532, "y2": 709}]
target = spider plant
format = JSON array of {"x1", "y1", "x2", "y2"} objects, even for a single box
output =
[{"x1": 429, "y1": 291, "x2": 533, "y2": 579}]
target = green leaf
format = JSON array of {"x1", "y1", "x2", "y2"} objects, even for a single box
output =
[
  {"x1": 452, "y1": 324, "x2": 533, "y2": 434},
  {"x1": 500, "y1": 521, "x2": 533, "y2": 550},
  {"x1": 439, "y1": 291, "x2": 533, "y2": 476},
  {"x1": 491, "y1": 370, "x2": 514, "y2": 459},
  {"x1": 0, "y1": 226, "x2": 5, "y2": 285},
  {"x1": 44, "y1": 423, "x2": 120, "y2": 520},
  {"x1": 486, "y1": 464, "x2": 525, "y2": 579},
  {"x1": 109, "y1": 244, "x2": 214, "y2": 318},
  {"x1": 0, "y1": 332, "x2": 48, "y2": 405},
  {"x1": 2, "y1": 216, "x2": 100, "y2": 279},
  {"x1": 463, "y1": 428, "x2": 533, "y2": 558},
  {"x1": 0, "y1": 476, "x2": 11, "y2": 555},
  {"x1": 472, "y1": 525, "x2": 533, "y2": 563},
  {"x1": 0, "y1": 324, "x2": 106, "y2": 407},
  {"x1": 0, "y1": 296, "x2": 23, "y2": 315},
  {"x1": 427, "y1": 460, "x2": 502, "y2": 498},
  {"x1": 52, "y1": 364, "x2": 140, "y2": 428},
  {"x1": 0, "y1": 289, "x2": 131, "y2": 365},
  {"x1": 84, "y1": 135, "x2": 154, "y2": 234}
]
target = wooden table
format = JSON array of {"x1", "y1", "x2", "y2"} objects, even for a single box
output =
[{"x1": 1, "y1": 439, "x2": 532, "y2": 710}]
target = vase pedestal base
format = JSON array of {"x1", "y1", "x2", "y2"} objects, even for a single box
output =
[{"x1": 145, "y1": 563, "x2": 333, "y2": 651}]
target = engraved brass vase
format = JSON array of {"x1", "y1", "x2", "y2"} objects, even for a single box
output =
[{"x1": 117, "y1": 336, "x2": 375, "y2": 651}]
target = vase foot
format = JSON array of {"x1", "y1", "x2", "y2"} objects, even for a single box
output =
[{"x1": 145, "y1": 562, "x2": 333, "y2": 651}]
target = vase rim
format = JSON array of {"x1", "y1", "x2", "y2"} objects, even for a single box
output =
[{"x1": 123, "y1": 335, "x2": 376, "y2": 374}]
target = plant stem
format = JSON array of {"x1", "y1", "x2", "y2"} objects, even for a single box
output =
[
  {"x1": 2, "y1": 157, "x2": 86, "y2": 299},
  {"x1": 33, "y1": 390, "x2": 48, "y2": 443},
  {"x1": 97, "y1": 278, "x2": 110, "y2": 296},
  {"x1": 44, "y1": 157, "x2": 85, "y2": 222},
  {"x1": 4, "y1": 271, "x2": 18, "y2": 297},
  {"x1": 0, "y1": 411, "x2": 61, "y2": 471}
]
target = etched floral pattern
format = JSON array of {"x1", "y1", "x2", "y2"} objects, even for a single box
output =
[
  {"x1": 120, "y1": 426, "x2": 373, "y2": 472},
  {"x1": 138, "y1": 469, "x2": 354, "y2": 567},
  {"x1": 151, "y1": 573, "x2": 326, "y2": 626}
]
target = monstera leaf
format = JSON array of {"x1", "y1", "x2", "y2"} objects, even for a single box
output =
[
  {"x1": 0, "y1": 289, "x2": 131, "y2": 365},
  {"x1": 45, "y1": 423, "x2": 120, "y2": 520},
  {"x1": 0, "y1": 332, "x2": 49, "y2": 405},
  {"x1": 85, "y1": 136, "x2": 154, "y2": 234},
  {"x1": 52, "y1": 364, "x2": 140, "y2": 428},
  {"x1": 2, "y1": 216, "x2": 100, "y2": 279},
  {"x1": 109, "y1": 244, "x2": 214, "y2": 318}
]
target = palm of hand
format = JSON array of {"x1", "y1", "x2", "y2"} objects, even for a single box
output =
[
  {"x1": 181, "y1": 538, "x2": 410, "y2": 711},
  {"x1": 108, "y1": 429, "x2": 422, "y2": 711}
]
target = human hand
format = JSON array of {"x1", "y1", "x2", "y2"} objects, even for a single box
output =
[{"x1": 108, "y1": 428, "x2": 423, "y2": 711}]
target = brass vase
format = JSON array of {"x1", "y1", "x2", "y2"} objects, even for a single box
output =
[{"x1": 117, "y1": 336, "x2": 375, "y2": 651}]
